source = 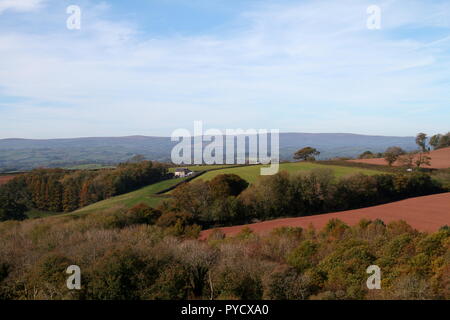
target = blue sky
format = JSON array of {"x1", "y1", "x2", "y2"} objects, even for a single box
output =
[{"x1": 0, "y1": 0, "x2": 449, "y2": 138}]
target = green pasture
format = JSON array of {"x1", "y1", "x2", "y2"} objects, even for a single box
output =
[
  {"x1": 192, "y1": 162, "x2": 383, "y2": 183},
  {"x1": 72, "y1": 177, "x2": 188, "y2": 215}
]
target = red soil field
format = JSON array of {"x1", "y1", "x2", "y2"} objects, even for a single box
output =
[
  {"x1": 0, "y1": 175, "x2": 15, "y2": 186},
  {"x1": 200, "y1": 193, "x2": 450, "y2": 239},
  {"x1": 347, "y1": 146, "x2": 450, "y2": 169}
]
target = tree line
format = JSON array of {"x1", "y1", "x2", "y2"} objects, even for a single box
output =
[
  {"x1": 429, "y1": 132, "x2": 450, "y2": 150},
  {"x1": 154, "y1": 170, "x2": 444, "y2": 229},
  {"x1": 0, "y1": 161, "x2": 169, "y2": 220}
]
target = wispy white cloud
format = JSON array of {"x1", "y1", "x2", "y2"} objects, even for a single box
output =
[
  {"x1": 0, "y1": 0, "x2": 44, "y2": 14},
  {"x1": 0, "y1": 0, "x2": 449, "y2": 138}
]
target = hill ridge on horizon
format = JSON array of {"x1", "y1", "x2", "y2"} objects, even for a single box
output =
[
  {"x1": 0, "y1": 132, "x2": 415, "y2": 141},
  {"x1": 0, "y1": 133, "x2": 418, "y2": 171}
]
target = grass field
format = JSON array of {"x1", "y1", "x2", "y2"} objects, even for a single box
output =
[
  {"x1": 72, "y1": 177, "x2": 188, "y2": 215},
  {"x1": 192, "y1": 162, "x2": 383, "y2": 183},
  {"x1": 168, "y1": 164, "x2": 241, "y2": 173},
  {"x1": 26, "y1": 209, "x2": 59, "y2": 219},
  {"x1": 65, "y1": 164, "x2": 116, "y2": 170}
]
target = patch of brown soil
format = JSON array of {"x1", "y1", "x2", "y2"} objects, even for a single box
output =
[{"x1": 0, "y1": 175, "x2": 15, "y2": 186}]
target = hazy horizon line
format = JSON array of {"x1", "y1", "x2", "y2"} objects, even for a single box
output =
[{"x1": 0, "y1": 131, "x2": 419, "y2": 141}]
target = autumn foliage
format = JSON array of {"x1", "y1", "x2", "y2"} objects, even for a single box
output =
[
  {"x1": 0, "y1": 210, "x2": 448, "y2": 300},
  {"x1": 0, "y1": 161, "x2": 168, "y2": 216}
]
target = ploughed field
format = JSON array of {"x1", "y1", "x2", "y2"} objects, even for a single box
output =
[
  {"x1": 348, "y1": 146, "x2": 450, "y2": 169},
  {"x1": 0, "y1": 175, "x2": 15, "y2": 186},
  {"x1": 201, "y1": 192, "x2": 450, "y2": 239}
]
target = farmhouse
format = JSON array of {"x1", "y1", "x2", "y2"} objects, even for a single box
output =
[{"x1": 174, "y1": 168, "x2": 193, "y2": 178}]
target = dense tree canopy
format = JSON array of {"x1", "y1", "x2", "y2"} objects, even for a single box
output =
[
  {"x1": 415, "y1": 133, "x2": 429, "y2": 152},
  {"x1": 429, "y1": 132, "x2": 450, "y2": 150},
  {"x1": 293, "y1": 147, "x2": 320, "y2": 161},
  {"x1": 0, "y1": 161, "x2": 169, "y2": 215},
  {"x1": 383, "y1": 146, "x2": 406, "y2": 166},
  {"x1": 0, "y1": 189, "x2": 26, "y2": 221},
  {"x1": 0, "y1": 211, "x2": 448, "y2": 300}
]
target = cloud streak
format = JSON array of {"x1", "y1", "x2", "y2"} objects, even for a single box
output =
[{"x1": 0, "y1": 0, "x2": 44, "y2": 14}]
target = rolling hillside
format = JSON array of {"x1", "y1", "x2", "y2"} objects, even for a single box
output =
[
  {"x1": 68, "y1": 162, "x2": 383, "y2": 215},
  {"x1": 192, "y1": 162, "x2": 383, "y2": 183},
  {"x1": 0, "y1": 133, "x2": 417, "y2": 171}
]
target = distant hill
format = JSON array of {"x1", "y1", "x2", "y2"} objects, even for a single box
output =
[{"x1": 0, "y1": 133, "x2": 417, "y2": 171}]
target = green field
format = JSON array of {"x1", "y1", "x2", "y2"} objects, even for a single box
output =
[
  {"x1": 168, "y1": 164, "x2": 241, "y2": 173},
  {"x1": 192, "y1": 162, "x2": 383, "y2": 183},
  {"x1": 26, "y1": 209, "x2": 60, "y2": 219},
  {"x1": 65, "y1": 164, "x2": 116, "y2": 170},
  {"x1": 72, "y1": 177, "x2": 188, "y2": 215}
]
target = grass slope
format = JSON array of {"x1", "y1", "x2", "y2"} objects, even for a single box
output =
[
  {"x1": 72, "y1": 177, "x2": 188, "y2": 215},
  {"x1": 26, "y1": 209, "x2": 59, "y2": 219},
  {"x1": 193, "y1": 162, "x2": 383, "y2": 183},
  {"x1": 168, "y1": 164, "x2": 241, "y2": 173}
]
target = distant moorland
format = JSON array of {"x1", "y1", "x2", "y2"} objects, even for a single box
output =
[{"x1": 0, "y1": 133, "x2": 417, "y2": 171}]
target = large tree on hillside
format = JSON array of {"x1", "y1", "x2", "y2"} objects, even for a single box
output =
[
  {"x1": 413, "y1": 132, "x2": 433, "y2": 169},
  {"x1": 358, "y1": 151, "x2": 374, "y2": 159},
  {"x1": 293, "y1": 147, "x2": 320, "y2": 161},
  {"x1": 429, "y1": 134, "x2": 442, "y2": 150},
  {"x1": 414, "y1": 151, "x2": 431, "y2": 168},
  {"x1": 429, "y1": 132, "x2": 450, "y2": 150},
  {"x1": 440, "y1": 133, "x2": 450, "y2": 149},
  {"x1": 383, "y1": 146, "x2": 405, "y2": 166},
  {"x1": 415, "y1": 133, "x2": 429, "y2": 152}
]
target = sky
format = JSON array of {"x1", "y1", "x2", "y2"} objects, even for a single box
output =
[{"x1": 0, "y1": 0, "x2": 449, "y2": 139}]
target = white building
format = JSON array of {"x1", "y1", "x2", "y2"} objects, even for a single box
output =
[{"x1": 174, "y1": 168, "x2": 193, "y2": 178}]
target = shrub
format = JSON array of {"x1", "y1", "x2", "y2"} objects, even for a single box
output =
[
  {"x1": 86, "y1": 249, "x2": 147, "y2": 300},
  {"x1": 26, "y1": 253, "x2": 77, "y2": 300},
  {"x1": 214, "y1": 266, "x2": 263, "y2": 300},
  {"x1": 209, "y1": 174, "x2": 249, "y2": 197},
  {"x1": 146, "y1": 263, "x2": 190, "y2": 300},
  {"x1": 264, "y1": 265, "x2": 313, "y2": 300},
  {"x1": 287, "y1": 240, "x2": 318, "y2": 273},
  {"x1": 125, "y1": 203, "x2": 162, "y2": 225}
]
